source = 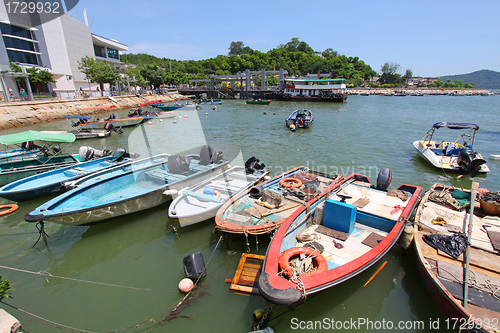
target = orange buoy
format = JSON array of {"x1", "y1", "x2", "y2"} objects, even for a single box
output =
[{"x1": 0, "y1": 204, "x2": 18, "y2": 216}]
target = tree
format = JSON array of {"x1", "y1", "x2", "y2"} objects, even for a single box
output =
[
  {"x1": 78, "y1": 56, "x2": 119, "y2": 95},
  {"x1": 26, "y1": 67, "x2": 56, "y2": 93},
  {"x1": 0, "y1": 274, "x2": 14, "y2": 300},
  {"x1": 322, "y1": 48, "x2": 339, "y2": 59},
  {"x1": 379, "y1": 62, "x2": 402, "y2": 85},
  {"x1": 138, "y1": 64, "x2": 166, "y2": 89},
  {"x1": 229, "y1": 41, "x2": 244, "y2": 56}
]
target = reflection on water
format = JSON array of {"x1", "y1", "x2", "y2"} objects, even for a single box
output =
[{"x1": 0, "y1": 97, "x2": 499, "y2": 332}]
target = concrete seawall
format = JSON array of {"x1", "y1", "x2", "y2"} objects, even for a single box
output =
[{"x1": 0, "y1": 92, "x2": 188, "y2": 130}]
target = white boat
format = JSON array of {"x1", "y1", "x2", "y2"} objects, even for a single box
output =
[
  {"x1": 168, "y1": 162, "x2": 269, "y2": 227},
  {"x1": 413, "y1": 122, "x2": 489, "y2": 176},
  {"x1": 272, "y1": 78, "x2": 347, "y2": 102}
]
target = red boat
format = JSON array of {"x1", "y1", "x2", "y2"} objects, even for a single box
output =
[
  {"x1": 215, "y1": 166, "x2": 342, "y2": 235},
  {"x1": 258, "y1": 171, "x2": 422, "y2": 305}
]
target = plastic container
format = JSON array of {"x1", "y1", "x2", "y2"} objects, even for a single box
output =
[{"x1": 183, "y1": 252, "x2": 207, "y2": 280}]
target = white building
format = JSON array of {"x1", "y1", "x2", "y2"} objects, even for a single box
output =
[{"x1": 0, "y1": 3, "x2": 128, "y2": 100}]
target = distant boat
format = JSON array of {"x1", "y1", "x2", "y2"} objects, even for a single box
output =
[
  {"x1": 168, "y1": 161, "x2": 269, "y2": 227},
  {"x1": 158, "y1": 104, "x2": 183, "y2": 111},
  {"x1": 25, "y1": 145, "x2": 230, "y2": 226},
  {"x1": 198, "y1": 99, "x2": 223, "y2": 105},
  {"x1": 285, "y1": 109, "x2": 313, "y2": 130},
  {"x1": 258, "y1": 170, "x2": 422, "y2": 305},
  {"x1": 413, "y1": 122, "x2": 489, "y2": 176},
  {"x1": 271, "y1": 78, "x2": 347, "y2": 102},
  {"x1": 77, "y1": 114, "x2": 145, "y2": 129},
  {"x1": 246, "y1": 99, "x2": 271, "y2": 105}
]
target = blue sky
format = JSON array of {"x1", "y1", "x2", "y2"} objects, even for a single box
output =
[{"x1": 70, "y1": 0, "x2": 500, "y2": 77}]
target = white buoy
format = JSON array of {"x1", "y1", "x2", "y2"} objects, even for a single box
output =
[
  {"x1": 160, "y1": 119, "x2": 163, "y2": 122},
  {"x1": 205, "y1": 113, "x2": 208, "y2": 115},
  {"x1": 173, "y1": 120, "x2": 177, "y2": 123},
  {"x1": 178, "y1": 278, "x2": 193, "y2": 293}
]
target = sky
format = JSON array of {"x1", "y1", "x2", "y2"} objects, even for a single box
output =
[{"x1": 69, "y1": 0, "x2": 500, "y2": 77}]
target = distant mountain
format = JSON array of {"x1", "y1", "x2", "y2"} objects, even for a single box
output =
[{"x1": 440, "y1": 69, "x2": 500, "y2": 89}]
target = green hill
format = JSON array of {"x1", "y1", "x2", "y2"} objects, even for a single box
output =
[{"x1": 440, "y1": 70, "x2": 500, "y2": 89}]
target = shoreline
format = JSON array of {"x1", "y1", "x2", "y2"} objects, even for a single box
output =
[
  {"x1": 0, "y1": 92, "x2": 189, "y2": 130},
  {"x1": 347, "y1": 87, "x2": 493, "y2": 95}
]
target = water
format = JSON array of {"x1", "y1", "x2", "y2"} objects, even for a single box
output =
[{"x1": 1, "y1": 95, "x2": 500, "y2": 332}]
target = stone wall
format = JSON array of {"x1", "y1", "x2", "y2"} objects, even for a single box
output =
[{"x1": 0, "y1": 92, "x2": 189, "y2": 130}]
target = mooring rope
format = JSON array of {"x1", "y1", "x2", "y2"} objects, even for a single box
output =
[{"x1": 0, "y1": 265, "x2": 173, "y2": 293}]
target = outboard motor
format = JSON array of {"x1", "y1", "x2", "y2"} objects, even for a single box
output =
[
  {"x1": 199, "y1": 145, "x2": 224, "y2": 165},
  {"x1": 21, "y1": 141, "x2": 39, "y2": 151},
  {"x1": 245, "y1": 157, "x2": 265, "y2": 174},
  {"x1": 112, "y1": 148, "x2": 126, "y2": 161},
  {"x1": 375, "y1": 168, "x2": 392, "y2": 191},
  {"x1": 457, "y1": 148, "x2": 486, "y2": 177},
  {"x1": 51, "y1": 145, "x2": 61, "y2": 154},
  {"x1": 104, "y1": 122, "x2": 123, "y2": 134},
  {"x1": 79, "y1": 146, "x2": 112, "y2": 161}
]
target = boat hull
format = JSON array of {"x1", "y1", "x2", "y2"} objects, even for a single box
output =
[
  {"x1": 80, "y1": 117, "x2": 144, "y2": 129},
  {"x1": 26, "y1": 157, "x2": 230, "y2": 226},
  {"x1": 272, "y1": 94, "x2": 347, "y2": 103},
  {"x1": 169, "y1": 166, "x2": 269, "y2": 227},
  {"x1": 257, "y1": 175, "x2": 422, "y2": 305}
]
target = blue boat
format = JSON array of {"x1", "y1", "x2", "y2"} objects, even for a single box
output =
[
  {"x1": 157, "y1": 104, "x2": 183, "y2": 111},
  {"x1": 0, "y1": 131, "x2": 82, "y2": 186},
  {"x1": 25, "y1": 146, "x2": 230, "y2": 225},
  {"x1": 0, "y1": 148, "x2": 132, "y2": 202}
]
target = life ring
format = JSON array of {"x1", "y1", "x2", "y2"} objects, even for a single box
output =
[
  {"x1": 279, "y1": 177, "x2": 303, "y2": 188},
  {"x1": 278, "y1": 247, "x2": 328, "y2": 278},
  {"x1": 0, "y1": 204, "x2": 18, "y2": 216}
]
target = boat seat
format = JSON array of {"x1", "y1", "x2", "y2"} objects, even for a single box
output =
[
  {"x1": 323, "y1": 199, "x2": 356, "y2": 234},
  {"x1": 144, "y1": 169, "x2": 185, "y2": 185},
  {"x1": 63, "y1": 169, "x2": 87, "y2": 177},
  {"x1": 100, "y1": 161, "x2": 113, "y2": 168}
]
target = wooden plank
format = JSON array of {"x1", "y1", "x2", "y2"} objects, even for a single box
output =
[{"x1": 228, "y1": 253, "x2": 264, "y2": 296}]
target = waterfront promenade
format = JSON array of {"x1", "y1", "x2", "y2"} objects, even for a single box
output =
[{"x1": 0, "y1": 92, "x2": 188, "y2": 130}]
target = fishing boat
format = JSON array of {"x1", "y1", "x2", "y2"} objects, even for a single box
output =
[
  {"x1": 77, "y1": 114, "x2": 145, "y2": 129},
  {"x1": 168, "y1": 158, "x2": 269, "y2": 227},
  {"x1": 0, "y1": 148, "x2": 132, "y2": 202},
  {"x1": 285, "y1": 109, "x2": 313, "y2": 130},
  {"x1": 158, "y1": 104, "x2": 183, "y2": 111},
  {"x1": 155, "y1": 110, "x2": 180, "y2": 119},
  {"x1": 41, "y1": 116, "x2": 116, "y2": 140},
  {"x1": 197, "y1": 99, "x2": 223, "y2": 105},
  {"x1": 0, "y1": 131, "x2": 82, "y2": 186},
  {"x1": 413, "y1": 183, "x2": 500, "y2": 332},
  {"x1": 257, "y1": 170, "x2": 422, "y2": 305},
  {"x1": 271, "y1": 78, "x2": 347, "y2": 102},
  {"x1": 0, "y1": 140, "x2": 40, "y2": 162},
  {"x1": 413, "y1": 122, "x2": 489, "y2": 176},
  {"x1": 214, "y1": 166, "x2": 342, "y2": 236},
  {"x1": 25, "y1": 145, "x2": 230, "y2": 226},
  {"x1": 246, "y1": 99, "x2": 271, "y2": 105}
]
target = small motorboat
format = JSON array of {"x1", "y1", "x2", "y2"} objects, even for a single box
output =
[
  {"x1": 413, "y1": 183, "x2": 500, "y2": 332},
  {"x1": 0, "y1": 147, "x2": 132, "y2": 202},
  {"x1": 155, "y1": 110, "x2": 180, "y2": 119},
  {"x1": 257, "y1": 169, "x2": 422, "y2": 305},
  {"x1": 157, "y1": 104, "x2": 183, "y2": 111},
  {"x1": 0, "y1": 131, "x2": 82, "y2": 186},
  {"x1": 197, "y1": 99, "x2": 223, "y2": 105},
  {"x1": 214, "y1": 166, "x2": 342, "y2": 235},
  {"x1": 285, "y1": 109, "x2": 313, "y2": 131},
  {"x1": 168, "y1": 158, "x2": 269, "y2": 227},
  {"x1": 413, "y1": 122, "x2": 489, "y2": 176},
  {"x1": 25, "y1": 145, "x2": 230, "y2": 226},
  {"x1": 77, "y1": 113, "x2": 145, "y2": 129}
]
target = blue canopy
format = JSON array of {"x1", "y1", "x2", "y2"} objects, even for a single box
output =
[
  {"x1": 65, "y1": 115, "x2": 91, "y2": 120},
  {"x1": 433, "y1": 122, "x2": 479, "y2": 130}
]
